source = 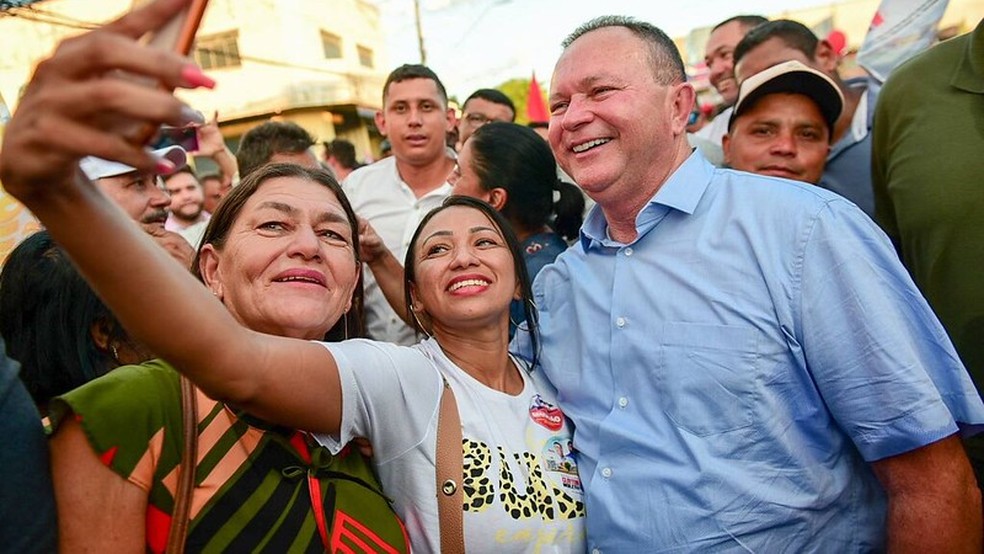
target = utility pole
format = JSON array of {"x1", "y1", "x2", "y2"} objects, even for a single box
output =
[{"x1": 412, "y1": 0, "x2": 427, "y2": 64}]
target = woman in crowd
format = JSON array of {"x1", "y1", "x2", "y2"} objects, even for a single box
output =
[
  {"x1": 0, "y1": 2, "x2": 585, "y2": 551},
  {"x1": 450, "y1": 122, "x2": 584, "y2": 332},
  {"x1": 361, "y1": 122, "x2": 584, "y2": 337},
  {"x1": 46, "y1": 164, "x2": 408, "y2": 552},
  {"x1": 0, "y1": 230, "x2": 153, "y2": 414}
]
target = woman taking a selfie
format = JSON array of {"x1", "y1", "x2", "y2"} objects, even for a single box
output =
[
  {"x1": 1, "y1": 1, "x2": 585, "y2": 551},
  {"x1": 45, "y1": 163, "x2": 408, "y2": 552}
]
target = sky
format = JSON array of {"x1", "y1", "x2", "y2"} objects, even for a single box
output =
[{"x1": 374, "y1": 0, "x2": 851, "y2": 100}]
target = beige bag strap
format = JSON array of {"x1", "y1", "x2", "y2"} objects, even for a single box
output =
[
  {"x1": 167, "y1": 375, "x2": 199, "y2": 554},
  {"x1": 436, "y1": 378, "x2": 465, "y2": 554}
]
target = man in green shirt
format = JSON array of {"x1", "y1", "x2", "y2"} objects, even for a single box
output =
[{"x1": 872, "y1": 18, "x2": 984, "y2": 484}]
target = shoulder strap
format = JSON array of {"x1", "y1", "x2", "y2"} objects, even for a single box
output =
[
  {"x1": 436, "y1": 378, "x2": 465, "y2": 554},
  {"x1": 167, "y1": 375, "x2": 199, "y2": 554}
]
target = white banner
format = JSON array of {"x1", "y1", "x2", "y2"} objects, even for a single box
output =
[{"x1": 857, "y1": 0, "x2": 950, "y2": 82}]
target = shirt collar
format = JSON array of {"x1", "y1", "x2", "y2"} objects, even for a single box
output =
[
  {"x1": 579, "y1": 149, "x2": 713, "y2": 249},
  {"x1": 952, "y1": 19, "x2": 984, "y2": 94}
]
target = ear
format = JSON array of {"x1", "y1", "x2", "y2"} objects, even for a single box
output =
[
  {"x1": 721, "y1": 133, "x2": 733, "y2": 166},
  {"x1": 374, "y1": 110, "x2": 388, "y2": 137},
  {"x1": 344, "y1": 262, "x2": 361, "y2": 313},
  {"x1": 487, "y1": 187, "x2": 508, "y2": 211},
  {"x1": 445, "y1": 107, "x2": 455, "y2": 133},
  {"x1": 813, "y1": 40, "x2": 839, "y2": 73},
  {"x1": 89, "y1": 319, "x2": 113, "y2": 352},
  {"x1": 669, "y1": 83, "x2": 698, "y2": 136},
  {"x1": 408, "y1": 283, "x2": 423, "y2": 313},
  {"x1": 198, "y1": 243, "x2": 224, "y2": 299}
]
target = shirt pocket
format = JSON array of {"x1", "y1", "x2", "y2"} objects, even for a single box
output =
[{"x1": 657, "y1": 323, "x2": 760, "y2": 437}]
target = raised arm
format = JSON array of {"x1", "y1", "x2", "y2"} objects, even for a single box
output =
[
  {"x1": 358, "y1": 217, "x2": 413, "y2": 326},
  {"x1": 195, "y1": 111, "x2": 238, "y2": 186},
  {"x1": 0, "y1": 0, "x2": 343, "y2": 435}
]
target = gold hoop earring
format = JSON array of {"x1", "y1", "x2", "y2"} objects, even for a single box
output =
[{"x1": 410, "y1": 308, "x2": 431, "y2": 337}]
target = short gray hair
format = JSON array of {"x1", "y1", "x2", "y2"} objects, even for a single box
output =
[{"x1": 562, "y1": 16, "x2": 686, "y2": 85}]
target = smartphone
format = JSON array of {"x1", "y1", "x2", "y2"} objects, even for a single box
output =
[
  {"x1": 150, "y1": 125, "x2": 200, "y2": 152},
  {"x1": 136, "y1": 0, "x2": 209, "y2": 56},
  {"x1": 127, "y1": 0, "x2": 210, "y2": 144}
]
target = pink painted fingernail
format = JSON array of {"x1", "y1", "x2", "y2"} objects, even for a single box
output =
[{"x1": 180, "y1": 64, "x2": 216, "y2": 89}]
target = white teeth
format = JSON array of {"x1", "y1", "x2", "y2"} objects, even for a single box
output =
[
  {"x1": 278, "y1": 276, "x2": 319, "y2": 284},
  {"x1": 449, "y1": 279, "x2": 489, "y2": 292},
  {"x1": 572, "y1": 138, "x2": 610, "y2": 153}
]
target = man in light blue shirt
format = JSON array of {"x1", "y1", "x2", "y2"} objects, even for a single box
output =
[{"x1": 514, "y1": 15, "x2": 984, "y2": 552}]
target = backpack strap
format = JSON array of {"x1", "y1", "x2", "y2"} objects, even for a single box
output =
[
  {"x1": 436, "y1": 378, "x2": 465, "y2": 554},
  {"x1": 167, "y1": 375, "x2": 198, "y2": 554}
]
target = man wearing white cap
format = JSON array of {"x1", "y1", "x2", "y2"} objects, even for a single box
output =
[
  {"x1": 723, "y1": 60, "x2": 843, "y2": 184},
  {"x1": 79, "y1": 145, "x2": 194, "y2": 266}
]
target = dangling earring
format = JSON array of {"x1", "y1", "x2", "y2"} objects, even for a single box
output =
[
  {"x1": 343, "y1": 311, "x2": 349, "y2": 341},
  {"x1": 110, "y1": 344, "x2": 121, "y2": 365},
  {"x1": 410, "y1": 305, "x2": 431, "y2": 337}
]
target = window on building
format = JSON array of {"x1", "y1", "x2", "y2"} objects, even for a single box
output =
[
  {"x1": 357, "y1": 45, "x2": 374, "y2": 68},
  {"x1": 321, "y1": 31, "x2": 343, "y2": 59},
  {"x1": 193, "y1": 31, "x2": 241, "y2": 70}
]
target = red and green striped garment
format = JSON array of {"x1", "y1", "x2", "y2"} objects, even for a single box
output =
[{"x1": 50, "y1": 360, "x2": 409, "y2": 553}]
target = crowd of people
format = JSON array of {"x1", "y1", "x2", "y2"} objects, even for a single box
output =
[{"x1": 0, "y1": 0, "x2": 981, "y2": 551}]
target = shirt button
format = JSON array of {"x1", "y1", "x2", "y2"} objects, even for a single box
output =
[
  {"x1": 615, "y1": 317, "x2": 626, "y2": 328},
  {"x1": 624, "y1": 247, "x2": 633, "y2": 256},
  {"x1": 601, "y1": 467, "x2": 613, "y2": 478},
  {"x1": 618, "y1": 397, "x2": 628, "y2": 408}
]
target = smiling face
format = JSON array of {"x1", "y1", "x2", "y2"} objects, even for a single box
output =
[
  {"x1": 375, "y1": 77, "x2": 454, "y2": 168},
  {"x1": 199, "y1": 177, "x2": 360, "y2": 340},
  {"x1": 548, "y1": 26, "x2": 693, "y2": 211},
  {"x1": 409, "y1": 205, "x2": 518, "y2": 333},
  {"x1": 704, "y1": 20, "x2": 747, "y2": 106},
  {"x1": 723, "y1": 93, "x2": 830, "y2": 184}
]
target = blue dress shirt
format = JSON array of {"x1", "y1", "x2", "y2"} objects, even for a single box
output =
[{"x1": 513, "y1": 151, "x2": 984, "y2": 552}]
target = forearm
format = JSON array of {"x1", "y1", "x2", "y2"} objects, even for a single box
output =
[
  {"x1": 367, "y1": 250, "x2": 411, "y2": 325},
  {"x1": 885, "y1": 480, "x2": 982, "y2": 552},
  {"x1": 876, "y1": 435, "x2": 983, "y2": 553},
  {"x1": 211, "y1": 147, "x2": 237, "y2": 186}
]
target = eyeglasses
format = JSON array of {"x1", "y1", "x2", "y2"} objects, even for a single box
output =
[{"x1": 464, "y1": 112, "x2": 502, "y2": 126}]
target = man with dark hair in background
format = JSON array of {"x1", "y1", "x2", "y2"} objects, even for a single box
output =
[
  {"x1": 697, "y1": 14, "x2": 768, "y2": 146},
  {"x1": 324, "y1": 138, "x2": 363, "y2": 181},
  {"x1": 163, "y1": 166, "x2": 210, "y2": 247},
  {"x1": 235, "y1": 120, "x2": 320, "y2": 179},
  {"x1": 456, "y1": 88, "x2": 515, "y2": 150},
  {"x1": 723, "y1": 60, "x2": 843, "y2": 185},
  {"x1": 199, "y1": 171, "x2": 227, "y2": 214},
  {"x1": 734, "y1": 19, "x2": 878, "y2": 218},
  {"x1": 343, "y1": 64, "x2": 456, "y2": 345},
  {"x1": 872, "y1": 18, "x2": 984, "y2": 490}
]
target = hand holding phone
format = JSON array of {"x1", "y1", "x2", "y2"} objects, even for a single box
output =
[{"x1": 128, "y1": 0, "x2": 210, "y2": 145}]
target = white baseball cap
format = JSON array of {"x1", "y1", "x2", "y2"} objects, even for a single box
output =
[
  {"x1": 730, "y1": 60, "x2": 844, "y2": 133},
  {"x1": 79, "y1": 145, "x2": 188, "y2": 180}
]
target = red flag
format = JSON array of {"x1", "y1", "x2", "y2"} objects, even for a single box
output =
[{"x1": 527, "y1": 72, "x2": 549, "y2": 123}]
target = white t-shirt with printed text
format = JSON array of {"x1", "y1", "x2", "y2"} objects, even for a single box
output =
[{"x1": 315, "y1": 337, "x2": 585, "y2": 553}]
